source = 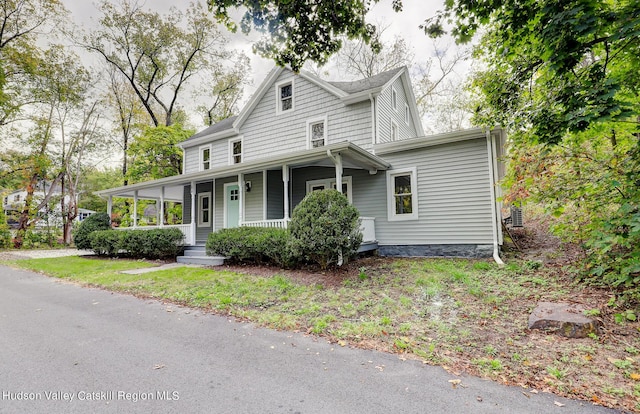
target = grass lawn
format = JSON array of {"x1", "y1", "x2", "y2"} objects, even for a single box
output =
[{"x1": 3, "y1": 255, "x2": 640, "y2": 412}]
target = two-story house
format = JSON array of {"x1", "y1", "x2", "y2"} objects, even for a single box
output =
[{"x1": 96, "y1": 66, "x2": 506, "y2": 263}]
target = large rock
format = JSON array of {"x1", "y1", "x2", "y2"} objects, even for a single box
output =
[{"x1": 528, "y1": 302, "x2": 600, "y2": 338}]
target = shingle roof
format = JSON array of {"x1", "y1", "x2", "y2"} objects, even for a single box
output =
[
  {"x1": 183, "y1": 115, "x2": 237, "y2": 143},
  {"x1": 328, "y1": 66, "x2": 405, "y2": 94}
]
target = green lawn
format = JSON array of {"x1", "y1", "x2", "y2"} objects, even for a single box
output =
[{"x1": 3, "y1": 255, "x2": 639, "y2": 412}]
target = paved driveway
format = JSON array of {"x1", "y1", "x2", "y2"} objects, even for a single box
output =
[{"x1": 0, "y1": 265, "x2": 623, "y2": 414}]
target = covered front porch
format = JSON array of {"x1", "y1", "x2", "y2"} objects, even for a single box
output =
[{"x1": 96, "y1": 142, "x2": 390, "y2": 249}]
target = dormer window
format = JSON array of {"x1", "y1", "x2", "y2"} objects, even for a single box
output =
[
  {"x1": 307, "y1": 116, "x2": 327, "y2": 148},
  {"x1": 276, "y1": 79, "x2": 294, "y2": 114}
]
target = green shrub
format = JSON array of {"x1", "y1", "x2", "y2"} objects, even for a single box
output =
[
  {"x1": 89, "y1": 230, "x2": 122, "y2": 256},
  {"x1": 206, "y1": 227, "x2": 295, "y2": 267},
  {"x1": 89, "y1": 228, "x2": 184, "y2": 259},
  {"x1": 74, "y1": 212, "x2": 111, "y2": 250},
  {"x1": 289, "y1": 189, "x2": 362, "y2": 269},
  {"x1": 0, "y1": 209, "x2": 11, "y2": 249}
]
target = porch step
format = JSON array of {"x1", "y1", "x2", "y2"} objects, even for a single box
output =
[
  {"x1": 177, "y1": 245, "x2": 225, "y2": 266},
  {"x1": 177, "y1": 255, "x2": 225, "y2": 266}
]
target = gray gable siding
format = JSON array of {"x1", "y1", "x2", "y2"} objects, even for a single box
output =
[
  {"x1": 239, "y1": 71, "x2": 373, "y2": 163},
  {"x1": 375, "y1": 137, "x2": 494, "y2": 245},
  {"x1": 377, "y1": 77, "x2": 417, "y2": 144}
]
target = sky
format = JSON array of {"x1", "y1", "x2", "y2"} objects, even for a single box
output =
[{"x1": 60, "y1": 0, "x2": 458, "y2": 120}]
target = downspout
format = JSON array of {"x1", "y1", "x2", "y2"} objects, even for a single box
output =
[
  {"x1": 486, "y1": 130, "x2": 505, "y2": 266},
  {"x1": 369, "y1": 93, "x2": 377, "y2": 151}
]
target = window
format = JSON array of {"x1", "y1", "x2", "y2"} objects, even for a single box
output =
[
  {"x1": 276, "y1": 79, "x2": 294, "y2": 114},
  {"x1": 391, "y1": 120, "x2": 399, "y2": 141},
  {"x1": 306, "y1": 177, "x2": 352, "y2": 203},
  {"x1": 229, "y1": 139, "x2": 242, "y2": 164},
  {"x1": 391, "y1": 87, "x2": 398, "y2": 111},
  {"x1": 307, "y1": 116, "x2": 327, "y2": 149},
  {"x1": 200, "y1": 145, "x2": 211, "y2": 171},
  {"x1": 197, "y1": 192, "x2": 211, "y2": 227},
  {"x1": 386, "y1": 168, "x2": 418, "y2": 221},
  {"x1": 405, "y1": 103, "x2": 410, "y2": 125}
]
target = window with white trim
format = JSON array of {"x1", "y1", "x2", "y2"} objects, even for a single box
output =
[
  {"x1": 391, "y1": 87, "x2": 398, "y2": 111},
  {"x1": 197, "y1": 192, "x2": 211, "y2": 227},
  {"x1": 276, "y1": 80, "x2": 294, "y2": 114},
  {"x1": 391, "y1": 120, "x2": 399, "y2": 141},
  {"x1": 200, "y1": 145, "x2": 211, "y2": 171},
  {"x1": 386, "y1": 168, "x2": 418, "y2": 221},
  {"x1": 405, "y1": 103, "x2": 410, "y2": 125},
  {"x1": 229, "y1": 139, "x2": 242, "y2": 164},
  {"x1": 306, "y1": 176, "x2": 352, "y2": 203},
  {"x1": 307, "y1": 117, "x2": 327, "y2": 148}
]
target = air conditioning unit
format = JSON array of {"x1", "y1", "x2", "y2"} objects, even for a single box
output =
[{"x1": 510, "y1": 205, "x2": 523, "y2": 227}]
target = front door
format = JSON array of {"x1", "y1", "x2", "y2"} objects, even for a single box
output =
[{"x1": 224, "y1": 183, "x2": 240, "y2": 228}]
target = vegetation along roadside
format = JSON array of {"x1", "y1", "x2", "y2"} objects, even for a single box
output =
[{"x1": 3, "y1": 252, "x2": 640, "y2": 412}]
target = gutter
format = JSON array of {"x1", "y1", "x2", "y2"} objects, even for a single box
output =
[{"x1": 486, "y1": 130, "x2": 505, "y2": 266}]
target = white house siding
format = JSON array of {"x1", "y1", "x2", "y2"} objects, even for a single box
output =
[
  {"x1": 375, "y1": 137, "x2": 494, "y2": 246},
  {"x1": 240, "y1": 72, "x2": 373, "y2": 162},
  {"x1": 376, "y1": 77, "x2": 418, "y2": 144}
]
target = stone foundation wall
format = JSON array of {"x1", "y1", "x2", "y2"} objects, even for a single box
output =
[{"x1": 377, "y1": 244, "x2": 494, "y2": 258}]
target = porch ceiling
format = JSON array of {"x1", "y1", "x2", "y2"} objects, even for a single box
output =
[{"x1": 96, "y1": 142, "x2": 390, "y2": 199}]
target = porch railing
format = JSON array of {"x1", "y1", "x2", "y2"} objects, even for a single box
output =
[
  {"x1": 241, "y1": 217, "x2": 376, "y2": 243},
  {"x1": 241, "y1": 219, "x2": 290, "y2": 229}
]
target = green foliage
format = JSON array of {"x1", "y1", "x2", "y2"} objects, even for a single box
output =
[
  {"x1": 207, "y1": 0, "x2": 399, "y2": 71},
  {"x1": 431, "y1": 0, "x2": 640, "y2": 145},
  {"x1": 88, "y1": 230, "x2": 121, "y2": 256},
  {"x1": 206, "y1": 227, "x2": 295, "y2": 268},
  {"x1": 73, "y1": 212, "x2": 111, "y2": 250},
  {"x1": 0, "y1": 208, "x2": 11, "y2": 248},
  {"x1": 126, "y1": 124, "x2": 192, "y2": 184},
  {"x1": 288, "y1": 189, "x2": 362, "y2": 269},
  {"x1": 89, "y1": 228, "x2": 184, "y2": 259}
]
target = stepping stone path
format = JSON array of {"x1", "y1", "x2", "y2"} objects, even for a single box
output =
[{"x1": 528, "y1": 301, "x2": 600, "y2": 338}]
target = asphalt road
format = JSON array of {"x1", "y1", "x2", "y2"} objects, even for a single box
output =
[{"x1": 0, "y1": 265, "x2": 624, "y2": 414}]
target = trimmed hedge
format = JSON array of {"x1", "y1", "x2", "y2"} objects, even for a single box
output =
[
  {"x1": 206, "y1": 227, "x2": 295, "y2": 268},
  {"x1": 74, "y1": 212, "x2": 111, "y2": 250},
  {"x1": 89, "y1": 228, "x2": 184, "y2": 259}
]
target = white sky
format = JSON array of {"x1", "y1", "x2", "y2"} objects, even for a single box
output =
[{"x1": 61, "y1": 0, "x2": 458, "y2": 118}]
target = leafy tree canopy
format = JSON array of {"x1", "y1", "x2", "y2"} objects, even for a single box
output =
[{"x1": 207, "y1": 0, "x2": 403, "y2": 71}]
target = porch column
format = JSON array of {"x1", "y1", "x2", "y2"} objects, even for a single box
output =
[
  {"x1": 282, "y1": 165, "x2": 290, "y2": 220},
  {"x1": 107, "y1": 196, "x2": 113, "y2": 227},
  {"x1": 159, "y1": 187, "x2": 165, "y2": 227},
  {"x1": 238, "y1": 173, "x2": 244, "y2": 225},
  {"x1": 133, "y1": 190, "x2": 138, "y2": 228},
  {"x1": 334, "y1": 153, "x2": 343, "y2": 194},
  {"x1": 190, "y1": 181, "x2": 196, "y2": 243}
]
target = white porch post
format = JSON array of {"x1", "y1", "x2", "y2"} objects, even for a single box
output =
[
  {"x1": 133, "y1": 191, "x2": 138, "y2": 228},
  {"x1": 238, "y1": 173, "x2": 245, "y2": 225},
  {"x1": 107, "y1": 196, "x2": 113, "y2": 226},
  {"x1": 282, "y1": 165, "x2": 290, "y2": 220},
  {"x1": 334, "y1": 153, "x2": 343, "y2": 193},
  {"x1": 159, "y1": 187, "x2": 165, "y2": 227},
  {"x1": 190, "y1": 181, "x2": 196, "y2": 244}
]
